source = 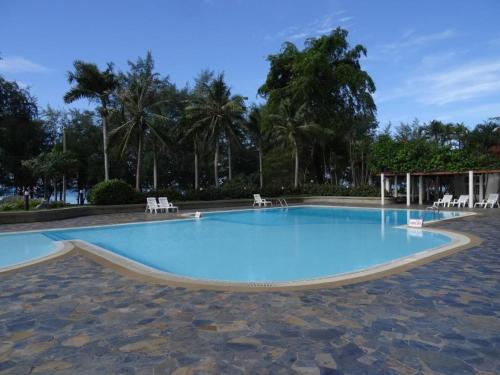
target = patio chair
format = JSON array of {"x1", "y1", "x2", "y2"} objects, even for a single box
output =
[
  {"x1": 473, "y1": 193, "x2": 499, "y2": 208},
  {"x1": 449, "y1": 195, "x2": 469, "y2": 208},
  {"x1": 158, "y1": 197, "x2": 179, "y2": 213},
  {"x1": 146, "y1": 197, "x2": 160, "y2": 214},
  {"x1": 431, "y1": 194, "x2": 453, "y2": 208},
  {"x1": 253, "y1": 194, "x2": 272, "y2": 207}
]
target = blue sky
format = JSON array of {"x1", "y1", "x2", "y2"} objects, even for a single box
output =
[{"x1": 1, "y1": 0, "x2": 500, "y2": 128}]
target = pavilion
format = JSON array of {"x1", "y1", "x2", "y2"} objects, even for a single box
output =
[{"x1": 379, "y1": 169, "x2": 500, "y2": 208}]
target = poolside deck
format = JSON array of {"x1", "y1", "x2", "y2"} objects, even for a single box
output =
[{"x1": 1, "y1": 205, "x2": 499, "y2": 374}]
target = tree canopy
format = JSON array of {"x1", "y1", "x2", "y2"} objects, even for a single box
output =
[
  {"x1": 371, "y1": 120, "x2": 500, "y2": 173},
  {"x1": 0, "y1": 27, "x2": 499, "y2": 201}
]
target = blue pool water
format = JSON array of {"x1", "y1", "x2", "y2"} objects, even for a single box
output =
[
  {"x1": 0, "y1": 232, "x2": 58, "y2": 268},
  {"x1": 0, "y1": 206, "x2": 461, "y2": 282}
]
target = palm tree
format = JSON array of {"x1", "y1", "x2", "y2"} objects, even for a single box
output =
[
  {"x1": 453, "y1": 123, "x2": 469, "y2": 149},
  {"x1": 182, "y1": 70, "x2": 214, "y2": 190},
  {"x1": 246, "y1": 105, "x2": 267, "y2": 189},
  {"x1": 424, "y1": 120, "x2": 449, "y2": 146},
  {"x1": 269, "y1": 99, "x2": 319, "y2": 188},
  {"x1": 113, "y1": 52, "x2": 169, "y2": 190},
  {"x1": 148, "y1": 119, "x2": 170, "y2": 190},
  {"x1": 182, "y1": 121, "x2": 204, "y2": 190},
  {"x1": 186, "y1": 73, "x2": 245, "y2": 187},
  {"x1": 64, "y1": 61, "x2": 117, "y2": 181}
]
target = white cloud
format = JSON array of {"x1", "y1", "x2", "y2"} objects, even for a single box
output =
[
  {"x1": 339, "y1": 16, "x2": 353, "y2": 23},
  {"x1": 446, "y1": 102, "x2": 500, "y2": 119},
  {"x1": 488, "y1": 37, "x2": 500, "y2": 47},
  {"x1": 368, "y1": 29, "x2": 458, "y2": 62},
  {"x1": 290, "y1": 32, "x2": 309, "y2": 40},
  {"x1": 0, "y1": 56, "x2": 48, "y2": 74},
  {"x1": 378, "y1": 59, "x2": 500, "y2": 107},
  {"x1": 418, "y1": 63, "x2": 500, "y2": 106},
  {"x1": 382, "y1": 29, "x2": 456, "y2": 52},
  {"x1": 266, "y1": 13, "x2": 353, "y2": 42},
  {"x1": 401, "y1": 29, "x2": 415, "y2": 39},
  {"x1": 420, "y1": 51, "x2": 460, "y2": 68}
]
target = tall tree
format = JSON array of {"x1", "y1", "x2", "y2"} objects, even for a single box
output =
[
  {"x1": 183, "y1": 120, "x2": 205, "y2": 190},
  {"x1": 182, "y1": 70, "x2": 214, "y2": 189},
  {"x1": 186, "y1": 73, "x2": 245, "y2": 187},
  {"x1": 469, "y1": 119, "x2": 500, "y2": 153},
  {"x1": 259, "y1": 28, "x2": 377, "y2": 185},
  {"x1": 64, "y1": 61, "x2": 117, "y2": 181},
  {"x1": 63, "y1": 109, "x2": 103, "y2": 188},
  {"x1": 268, "y1": 99, "x2": 319, "y2": 188},
  {"x1": 246, "y1": 105, "x2": 267, "y2": 188},
  {"x1": 113, "y1": 52, "x2": 169, "y2": 190},
  {"x1": 0, "y1": 76, "x2": 46, "y2": 187},
  {"x1": 22, "y1": 149, "x2": 78, "y2": 201}
]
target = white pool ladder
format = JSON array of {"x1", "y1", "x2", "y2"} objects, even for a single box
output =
[{"x1": 278, "y1": 198, "x2": 288, "y2": 208}]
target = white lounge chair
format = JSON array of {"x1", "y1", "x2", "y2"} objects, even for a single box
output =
[
  {"x1": 450, "y1": 195, "x2": 469, "y2": 208},
  {"x1": 431, "y1": 194, "x2": 453, "y2": 208},
  {"x1": 158, "y1": 197, "x2": 179, "y2": 213},
  {"x1": 146, "y1": 197, "x2": 160, "y2": 214},
  {"x1": 474, "y1": 193, "x2": 499, "y2": 208},
  {"x1": 253, "y1": 194, "x2": 272, "y2": 207}
]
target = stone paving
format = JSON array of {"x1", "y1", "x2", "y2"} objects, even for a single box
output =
[{"x1": 0, "y1": 208, "x2": 499, "y2": 374}]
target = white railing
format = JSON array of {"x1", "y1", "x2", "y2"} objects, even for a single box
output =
[{"x1": 277, "y1": 198, "x2": 288, "y2": 208}]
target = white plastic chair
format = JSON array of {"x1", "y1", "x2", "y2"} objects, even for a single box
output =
[
  {"x1": 431, "y1": 194, "x2": 453, "y2": 208},
  {"x1": 158, "y1": 197, "x2": 178, "y2": 213},
  {"x1": 449, "y1": 195, "x2": 469, "y2": 208},
  {"x1": 253, "y1": 194, "x2": 272, "y2": 207},
  {"x1": 474, "y1": 193, "x2": 499, "y2": 208},
  {"x1": 146, "y1": 197, "x2": 160, "y2": 214}
]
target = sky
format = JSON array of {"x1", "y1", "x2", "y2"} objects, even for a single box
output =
[{"x1": 1, "y1": 0, "x2": 500, "y2": 128}]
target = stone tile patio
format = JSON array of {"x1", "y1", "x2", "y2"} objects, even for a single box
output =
[{"x1": 0, "y1": 207, "x2": 499, "y2": 374}]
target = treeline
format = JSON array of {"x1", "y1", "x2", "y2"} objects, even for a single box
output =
[
  {"x1": 371, "y1": 119, "x2": 500, "y2": 174},
  {"x1": 1, "y1": 28, "x2": 499, "y2": 200}
]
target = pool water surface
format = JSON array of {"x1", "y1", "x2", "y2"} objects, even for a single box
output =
[{"x1": 0, "y1": 206, "x2": 463, "y2": 282}]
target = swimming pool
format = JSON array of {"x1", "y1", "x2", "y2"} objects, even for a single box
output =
[{"x1": 0, "y1": 206, "x2": 466, "y2": 283}]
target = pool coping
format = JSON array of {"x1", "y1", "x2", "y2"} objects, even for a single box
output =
[{"x1": 0, "y1": 206, "x2": 482, "y2": 291}]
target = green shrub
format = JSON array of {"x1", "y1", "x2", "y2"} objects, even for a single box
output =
[
  {"x1": 88, "y1": 179, "x2": 142, "y2": 205},
  {"x1": 0, "y1": 198, "x2": 41, "y2": 211},
  {"x1": 47, "y1": 201, "x2": 69, "y2": 209}
]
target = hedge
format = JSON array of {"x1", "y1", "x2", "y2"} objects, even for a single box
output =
[
  {"x1": 87, "y1": 179, "x2": 380, "y2": 205},
  {"x1": 147, "y1": 183, "x2": 379, "y2": 203},
  {"x1": 88, "y1": 179, "x2": 143, "y2": 205}
]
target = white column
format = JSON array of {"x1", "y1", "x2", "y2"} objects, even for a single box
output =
[
  {"x1": 468, "y1": 170, "x2": 474, "y2": 208},
  {"x1": 479, "y1": 174, "x2": 484, "y2": 202},
  {"x1": 419, "y1": 175, "x2": 423, "y2": 206},
  {"x1": 385, "y1": 177, "x2": 390, "y2": 193},
  {"x1": 380, "y1": 173, "x2": 385, "y2": 206},
  {"x1": 394, "y1": 176, "x2": 398, "y2": 198},
  {"x1": 426, "y1": 178, "x2": 430, "y2": 201},
  {"x1": 406, "y1": 173, "x2": 411, "y2": 207}
]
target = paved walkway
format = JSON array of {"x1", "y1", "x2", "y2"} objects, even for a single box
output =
[
  {"x1": 0, "y1": 208, "x2": 499, "y2": 374},
  {"x1": 0, "y1": 212, "x2": 185, "y2": 233}
]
